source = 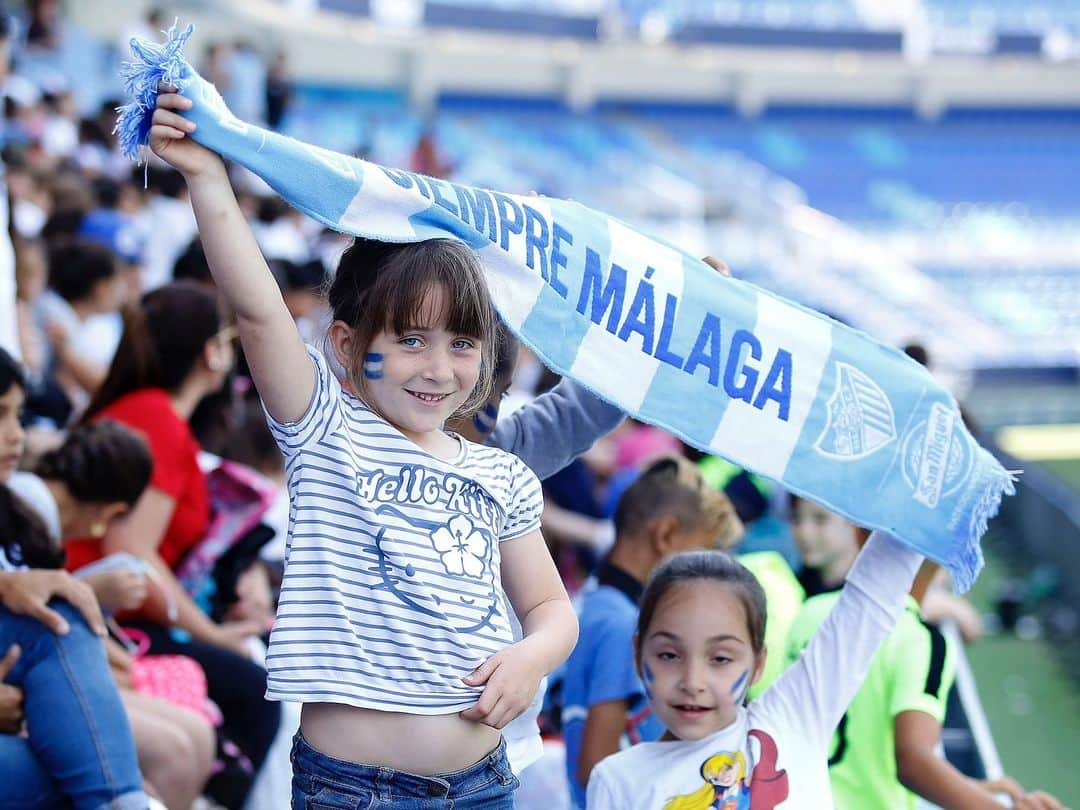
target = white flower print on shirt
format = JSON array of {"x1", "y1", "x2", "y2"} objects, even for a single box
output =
[{"x1": 431, "y1": 515, "x2": 489, "y2": 578}]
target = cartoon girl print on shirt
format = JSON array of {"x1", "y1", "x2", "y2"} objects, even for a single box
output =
[
  {"x1": 663, "y1": 751, "x2": 749, "y2": 810},
  {"x1": 662, "y1": 730, "x2": 789, "y2": 810}
]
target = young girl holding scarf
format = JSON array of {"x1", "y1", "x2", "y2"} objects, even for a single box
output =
[{"x1": 149, "y1": 89, "x2": 578, "y2": 808}]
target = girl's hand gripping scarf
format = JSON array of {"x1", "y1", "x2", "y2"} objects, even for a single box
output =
[{"x1": 117, "y1": 24, "x2": 1014, "y2": 591}]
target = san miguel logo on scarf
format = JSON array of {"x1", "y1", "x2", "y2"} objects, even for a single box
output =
[
  {"x1": 901, "y1": 402, "x2": 975, "y2": 510},
  {"x1": 814, "y1": 362, "x2": 897, "y2": 461}
]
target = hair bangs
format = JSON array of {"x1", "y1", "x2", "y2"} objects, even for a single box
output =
[{"x1": 375, "y1": 242, "x2": 492, "y2": 340}]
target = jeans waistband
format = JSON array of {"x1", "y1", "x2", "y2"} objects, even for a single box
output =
[{"x1": 291, "y1": 731, "x2": 514, "y2": 800}]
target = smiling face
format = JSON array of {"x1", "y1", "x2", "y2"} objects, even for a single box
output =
[
  {"x1": 638, "y1": 579, "x2": 764, "y2": 742},
  {"x1": 0, "y1": 383, "x2": 25, "y2": 483},
  {"x1": 357, "y1": 284, "x2": 483, "y2": 447}
]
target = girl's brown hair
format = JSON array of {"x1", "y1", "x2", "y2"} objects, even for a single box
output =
[
  {"x1": 35, "y1": 421, "x2": 152, "y2": 509},
  {"x1": 326, "y1": 237, "x2": 496, "y2": 417},
  {"x1": 84, "y1": 280, "x2": 225, "y2": 422},
  {"x1": 635, "y1": 550, "x2": 768, "y2": 662}
]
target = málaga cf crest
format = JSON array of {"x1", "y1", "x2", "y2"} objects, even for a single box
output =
[{"x1": 813, "y1": 362, "x2": 897, "y2": 461}]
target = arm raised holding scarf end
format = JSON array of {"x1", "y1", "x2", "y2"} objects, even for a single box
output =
[{"x1": 149, "y1": 89, "x2": 314, "y2": 424}]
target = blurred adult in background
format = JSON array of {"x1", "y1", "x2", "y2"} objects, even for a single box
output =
[
  {"x1": 78, "y1": 280, "x2": 280, "y2": 808},
  {"x1": 226, "y1": 39, "x2": 268, "y2": 125},
  {"x1": 118, "y1": 6, "x2": 164, "y2": 61},
  {"x1": 271, "y1": 256, "x2": 329, "y2": 345},
  {"x1": 24, "y1": 0, "x2": 62, "y2": 52},
  {"x1": 265, "y1": 48, "x2": 293, "y2": 130}
]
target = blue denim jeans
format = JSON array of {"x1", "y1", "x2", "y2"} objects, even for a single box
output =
[
  {"x1": 0, "y1": 600, "x2": 147, "y2": 810},
  {"x1": 291, "y1": 731, "x2": 519, "y2": 809}
]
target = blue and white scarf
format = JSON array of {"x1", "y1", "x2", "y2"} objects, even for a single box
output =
[{"x1": 117, "y1": 25, "x2": 1013, "y2": 591}]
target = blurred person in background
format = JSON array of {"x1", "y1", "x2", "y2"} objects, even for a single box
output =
[
  {"x1": 38, "y1": 78, "x2": 78, "y2": 160},
  {"x1": 226, "y1": 39, "x2": 268, "y2": 126},
  {"x1": 0, "y1": 345, "x2": 149, "y2": 809},
  {"x1": 12, "y1": 238, "x2": 47, "y2": 392},
  {"x1": 12, "y1": 236, "x2": 78, "y2": 443},
  {"x1": 790, "y1": 493, "x2": 859, "y2": 599},
  {"x1": 10, "y1": 417, "x2": 215, "y2": 809},
  {"x1": 410, "y1": 127, "x2": 454, "y2": 178},
  {"x1": 23, "y1": 0, "x2": 62, "y2": 52},
  {"x1": 697, "y1": 456, "x2": 802, "y2": 571},
  {"x1": 77, "y1": 280, "x2": 281, "y2": 808},
  {"x1": 37, "y1": 240, "x2": 124, "y2": 415},
  {"x1": 899, "y1": 340, "x2": 983, "y2": 643},
  {"x1": 0, "y1": 12, "x2": 20, "y2": 362},
  {"x1": 202, "y1": 41, "x2": 232, "y2": 102},
  {"x1": 118, "y1": 6, "x2": 164, "y2": 62},
  {"x1": 252, "y1": 195, "x2": 310, "y2": 264},
  {"x1": 600, "y1": 419, "x2": 684, "y2": 517},
  {"x1": 172, "y1": 237, "x2": 215, "y2": 288},
  {"x1": 271, "y1": 256, "x2": 329, "y2": 345},
  {"x1": 265, "y1": 48, "x2": 293, "y2": 131},
  {"x1": 6, "y1": 157, "x2": 52, "y2": 241},
  {"x1": 136, "y1": 165, "x2": 197, "y2": 292},
  {"x1": 786, "y1": 518, "x2": 1063, "y2": 810},
  {"x1": 78, "y1": 180, "x2": 148, "y2": 357}
]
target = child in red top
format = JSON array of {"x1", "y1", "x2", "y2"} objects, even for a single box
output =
[{"x1": 69, "y1": 387, "x2": 208, "y2": 571}]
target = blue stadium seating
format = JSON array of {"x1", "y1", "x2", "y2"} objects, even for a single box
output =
[
  {"x1": 318, "y1": 0, "x2": 1080, "y2": 35},
  {"x1": 925, "y1": 0, "x2": 1080, "y2": 33}
]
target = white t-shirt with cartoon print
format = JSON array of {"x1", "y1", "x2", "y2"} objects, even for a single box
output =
[
  {"x1": 587, "y1": 531, "x2": 922, "y2": 810},
  {"x1": 263, "y1": 346, "x2": 544, "y2": 712}
]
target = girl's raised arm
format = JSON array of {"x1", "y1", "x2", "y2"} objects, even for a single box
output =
[
  {"x1": 761, "y1": 531, "x2": 922, "y2": 750},
  {"x1": 150, "y1": 91, "x2": 314, "y2": 423}
]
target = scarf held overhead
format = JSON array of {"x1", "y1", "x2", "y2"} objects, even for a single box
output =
[{"x1": 117, "y1": 25, "x2": 1013, "y2": 591}]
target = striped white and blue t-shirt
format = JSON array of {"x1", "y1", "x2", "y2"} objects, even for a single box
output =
[{"x1": 264, "y1": 347, "x2": 544, "y2": 712}]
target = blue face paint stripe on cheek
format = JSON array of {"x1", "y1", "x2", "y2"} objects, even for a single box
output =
[
  {"x1": 472, "y1": 405, "x2": 496, "y2": 435},
  {"x1": 483, "y1": 403, "x2": 498, "y2": 419},
  {"x1": 642, "y1": 663, "x2": 654, "y2": 700},
  {"x1": 363, "y1": 353, "x2": 383, "y2": 380},
  {"x1": 730, "y1": 668, "x2": 749, "y2": 702}
]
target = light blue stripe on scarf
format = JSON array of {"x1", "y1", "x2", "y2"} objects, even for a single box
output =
[{"x1": 117, "y1": 25, "x2": 1014, "y2": 591}]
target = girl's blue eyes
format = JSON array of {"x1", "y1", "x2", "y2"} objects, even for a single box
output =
[{"x1": 398, "y1": 337, "x2": 475, "y2": 350}]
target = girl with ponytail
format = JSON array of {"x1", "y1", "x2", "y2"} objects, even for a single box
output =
[{"x1": 7, "y1": 421, "x2": 153, "y2": 612}]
